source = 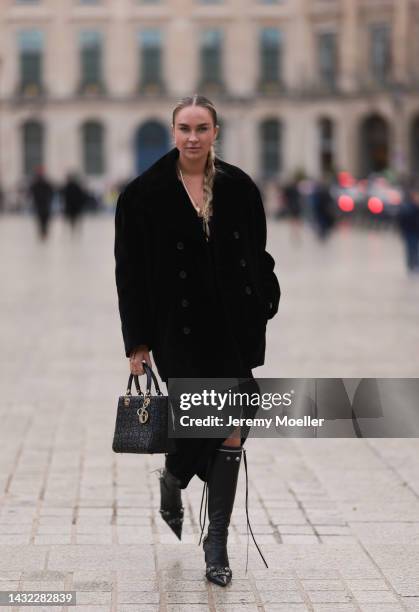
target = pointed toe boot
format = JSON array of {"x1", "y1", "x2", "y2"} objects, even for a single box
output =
[
  {"x1": 202, "y1": 446, "x2": 242, "y2": 587},
  {"x1": 159, "y1": 467, "x2": 184, "y2": 540}
]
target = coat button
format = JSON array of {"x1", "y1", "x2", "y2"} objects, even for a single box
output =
[
  {"x1": 233, "y1": 230, "x2": 240, "y2": 239},
  {"x1": 269, "y1": 301, "x2": 273, "y2": 309},
  {"x1": 179, "y1": 270, "x2": 187, "y2": 279},
  {"x1": 177, "y1": 241, "x2": 184, "y2": 251},
  {"x1": 183, "y1": 326, "x2": 191, "y2": 335},
  {"x1": 181, "y1": 298, "x2": 189, "y2": 307},
  {"x1": 245, "y1": 285, "x2": 252, "y2": 295},
  {"x1": 240, "y1": 258, "x2": 247, "y2": 268}
]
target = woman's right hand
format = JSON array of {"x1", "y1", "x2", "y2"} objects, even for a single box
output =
[{"x1": 129, "y1": 344, "x2": 152, "y2": 376}]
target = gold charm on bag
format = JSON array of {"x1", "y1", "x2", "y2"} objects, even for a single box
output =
[
  {"x1": 137, "y1": 393, "x2": 151, "y2": 424},
  {"x1": 137, "y1": 407, "x2": 149, "y2": 424}
]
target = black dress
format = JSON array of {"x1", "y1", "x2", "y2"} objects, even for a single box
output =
[{"x1": 164, "y1": 196, "x2": 259, "y2": 489}]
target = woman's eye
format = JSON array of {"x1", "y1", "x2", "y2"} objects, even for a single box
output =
[{"x1": 179, "y1": 127, "x2": 208, "y2": 132}]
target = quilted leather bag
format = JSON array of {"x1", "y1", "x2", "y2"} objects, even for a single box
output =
[{"x1": 112, "y1": 363, "x2": 175, "y2": 454}]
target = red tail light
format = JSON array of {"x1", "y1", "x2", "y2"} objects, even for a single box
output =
[
  {"x1": 338, "y1": 195, "x2": 354, "y2": 212},
  {"x1": 368, "y1": 197, "x2": 384, "y2": 214}
]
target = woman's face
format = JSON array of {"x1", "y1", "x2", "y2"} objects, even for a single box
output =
[{"x1": 172, "y1": 105, "x2": 218, "y2": 164}]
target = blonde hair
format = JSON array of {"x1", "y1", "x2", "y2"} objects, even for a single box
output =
[{"x1": 172, "y1": 94, "x2": 219, "y2": 225}]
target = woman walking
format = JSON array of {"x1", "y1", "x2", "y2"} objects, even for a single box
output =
[{"x1": 114, "y1": 95, "x2": 280, "y2": 586}]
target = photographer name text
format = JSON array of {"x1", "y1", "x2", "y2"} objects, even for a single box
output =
[{"x1": 179, "y1": 415, "x2": 325, "y2": 428}]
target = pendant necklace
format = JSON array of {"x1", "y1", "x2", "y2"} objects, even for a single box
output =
[{"x1": 178, "y1": 165, "x2": 210, "y2": 241}]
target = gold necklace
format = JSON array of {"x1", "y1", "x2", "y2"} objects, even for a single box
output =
[
  {"x1": 178, "y1": 165, "x2": 210, "y2": 240},
  {"x1": 178, "y1": 166, "x2": 201, "y2": 215}
]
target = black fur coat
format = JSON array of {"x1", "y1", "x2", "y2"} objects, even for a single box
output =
[{"x1": 114, "y1": 147, "x2": 280, "y2": 382}]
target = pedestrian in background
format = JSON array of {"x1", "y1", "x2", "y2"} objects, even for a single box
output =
[
  {"x1": 61, "y1": 173, "x2": 87, "y2": 234},
  {"x1": 312, "y1": 177, "x2": 336, "y2": 241},
  {"x1": 283, "y1": 176, "x2": 303, "y2": 243},
  {"x1": 29, "y1": 166, "x2": 54, "y2": 240},
  {"x1": 398, "y1": 186, "x2": 419, "y2": 274},
  {"x1": 114, "y1": 94, "x2": 280, "y2": 587}
]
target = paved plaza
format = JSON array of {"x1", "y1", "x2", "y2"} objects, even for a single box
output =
[{"x1": 0, "y1": 214, "x2": 419, "y2": 612}]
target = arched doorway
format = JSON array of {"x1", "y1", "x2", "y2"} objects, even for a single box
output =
[
  {"x1": 135, "y1": 120, "x2": 169, "y2": 175},
  {"x1": 410, "y1": 115, "x2": 419, "y2": 178},
  {"x1": 360, "y1": 114, "x2": 390, "y2": 176}
]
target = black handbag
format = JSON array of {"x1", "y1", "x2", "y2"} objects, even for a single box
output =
[{"x1": 112, "y1": 363, "x2": 175, "y2": 454}]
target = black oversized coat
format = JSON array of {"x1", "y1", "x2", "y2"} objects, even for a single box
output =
[{"x1": 114, "y1": 147, "x2": 280, "y2": 383}]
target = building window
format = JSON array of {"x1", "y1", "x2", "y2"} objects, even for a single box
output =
[
  {"x1": 139, "y1": 29, "x2": 163, "y2": 91},
  {"x1": 260, "y1": 118, "x2": 282, "y2": 178},
  {"x1": 17, "y1": 29, "x2": 44, "y2": 96},
  {"x1": 82, "y1": 121, "x2": 105, "y2": 175},
  {"x1": 319, "y1": 118, "x2": 335, "y2": 175},
  {"x1": 22, "y1": 121, "x2": 44, "y2": 177},
  {"x1": 79, "y1": 30, "x2": 104, "y2": 94},
  {"x1": 318, "y1": 32, "x2": 337, "y2": 90},
  {"x1": 200, "y1": 29, "x2": 223, "y2": 87},
  {"x1": 259, "y1": 27, "x2": 282, "y2": 88},
  {"x1": 370, "y1": 24, "x2": 391, "y2": 84}
]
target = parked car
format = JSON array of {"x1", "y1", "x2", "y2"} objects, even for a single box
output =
[
  {"x1": 331, "y1": 171, "x2": 403, "y2": 223},
  {"x1": 363, "y1": 175, "x2": 402, "y2": 219},
  {"x1": 331, "y1": 172, "x2": 364, "y2": 219}
]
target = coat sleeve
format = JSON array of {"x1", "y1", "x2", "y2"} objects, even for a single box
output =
[
  {"x1": 248, "y1": 180, "x2": 281, "y2": 320},
  {"x1": 114, "y1": 187, "x2": 154, "y2": 357}
]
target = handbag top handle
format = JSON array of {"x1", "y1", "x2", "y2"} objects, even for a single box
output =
[
  {"x1": 143, "y1": 362, "x2": 163, "y2": 396},
  {"x1": 126, "y1": 373, "x2": 143, "y2": 396},
  {"x1": 125, "y1": 363, "x2": 163, "y2": 398}
]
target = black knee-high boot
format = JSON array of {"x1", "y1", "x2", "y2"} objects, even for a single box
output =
[
  {"x1": 202, "y1": 446, "x2": 242, "y2": 586},
  {"x1": 158, "y1": 459, "x2": 184, "y2": 540}
]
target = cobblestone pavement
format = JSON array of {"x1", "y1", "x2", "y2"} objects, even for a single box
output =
[{"x1": 0, "y1": 215, "x2": 419, "y2": 612}]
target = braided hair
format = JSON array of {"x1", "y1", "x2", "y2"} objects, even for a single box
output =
[{"x1": 172, "y1": 94, "x2": 219, "y2": 225}]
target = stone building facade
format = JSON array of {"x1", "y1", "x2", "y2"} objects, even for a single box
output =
[{"x1": 0, "y1": 0, "x2": 418, "y2": 201}]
